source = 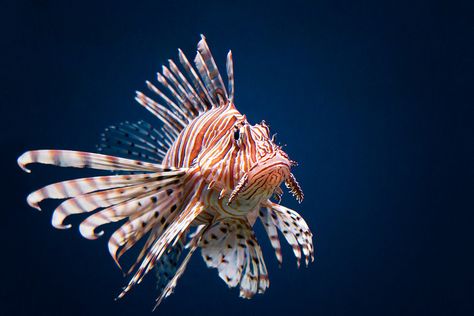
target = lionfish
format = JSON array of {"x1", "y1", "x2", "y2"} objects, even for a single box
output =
[{"x1": 18, "y1": 35, "x2": 314, "y2": 309}]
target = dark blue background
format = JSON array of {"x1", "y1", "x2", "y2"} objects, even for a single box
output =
[{"x1": 2, "y1": 1, "x2": 472, "y2": 315}]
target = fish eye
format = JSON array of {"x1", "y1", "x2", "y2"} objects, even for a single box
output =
[{"x1": 233, "y1": 128, "x2": 240, "y2": 141}]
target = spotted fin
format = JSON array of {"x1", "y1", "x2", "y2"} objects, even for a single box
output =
[
  {"x1": 155, "y1": 239, "x2": 184, "y2": 294},
  {"x1": 97, "y1": 121, "x2": 168, "y2": 162},
  {"x1": 18, "y1": 150, "x2": 188, "y2": 273},
  {"x1": 153, "y1": 225, "x2": 206, "y2": 310},
  {"x1": 260, "y1": 201, "x2": 314, "y2": 267},
  {"x1": 200, "y1": 217, "x2": 269, "y2": 299},
  {"x1": 104, "y1": 182, "x2": 184, "y2": 271},
  {"x1": 258, "y1": 208, "x2": 283, "y2": 266},
  {"x1": 118, "y1": 186, "x2": 206, "y2": 298},
  {"x1": 25, "y1": 172, "x2": 158, "y2": 211}
]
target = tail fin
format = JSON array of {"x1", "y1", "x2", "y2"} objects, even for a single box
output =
[
  {"x1": 155, "y1": 238, "x2": 184, "y2": 294},
  {"x1": 200, "y1": 217, "x2": 269, "y2": 299},
  {"x1": 260, "y1": 201, "x2": 314, "y2": 267},
  {"x1": 153, "y1": 225, "x2": 206, "y2": 310}
]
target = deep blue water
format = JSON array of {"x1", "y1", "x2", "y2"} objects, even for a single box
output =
[{"x1": 2, "y1": 1, "x2": 472, "y2": 315}]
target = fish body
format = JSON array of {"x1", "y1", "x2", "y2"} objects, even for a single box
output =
[
  {"x1": 165, "y1": 104, "x2": 291, "y2": 218},
  {"x1": 18, "y1": 35, "x2": 314, "y2": 309}
]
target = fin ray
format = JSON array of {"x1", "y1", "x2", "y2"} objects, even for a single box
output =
[
  {"x1": 200, "y1": 217, "x2": 269, "y2": 298},
  {"x1": 18, "y1": 150, "x2": 169, "y2": 173},
  {"x1": 261, "y1": 201, "x2": 314, "y2": 267},
  {"x1": 118, "y1": 185, "x2": 205, "y2": 298}
]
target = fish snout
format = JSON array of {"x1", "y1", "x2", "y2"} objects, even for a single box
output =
[
  {"x1": 251, "y1": 152, "x2": 292, "y2": 182},
  {"x1": 228, "y1": 153, "x2": 291, "y2": 204}
]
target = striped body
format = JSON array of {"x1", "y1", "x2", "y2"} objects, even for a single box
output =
[
  {"x1": 164, "y1": 103, "x2": 290, "y2": 219},
  {"x1": 18, "y1": 35, "x2": 313, "y2": 309}
]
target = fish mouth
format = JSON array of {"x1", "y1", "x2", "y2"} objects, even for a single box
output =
[{"x1": 228, "y1": 153, "x2": 292, "y2": 204}]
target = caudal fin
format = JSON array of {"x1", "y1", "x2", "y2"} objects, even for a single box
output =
[{"x1": 153, "y1": 225, "x2": 206, "y2": 310}]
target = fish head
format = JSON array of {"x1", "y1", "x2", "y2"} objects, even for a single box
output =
[
  {"x1": 199, "y1": 105, "x2": 303, "y2": 206},
  {"x1": 227, "y1": 119, "x2": 303, "y2": 205}
]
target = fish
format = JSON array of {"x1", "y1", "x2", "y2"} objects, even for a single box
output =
[{"x1": 17, "y1": 35, "x2": 314, "y2": 309}]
